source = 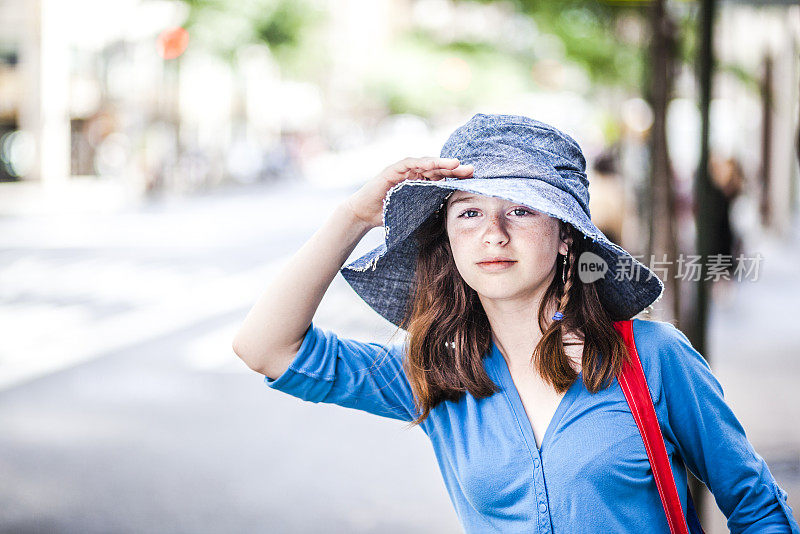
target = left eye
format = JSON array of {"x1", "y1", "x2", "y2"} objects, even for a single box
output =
[{"x1": 513, "y1": 208, "x2": 532, "y2": 216}]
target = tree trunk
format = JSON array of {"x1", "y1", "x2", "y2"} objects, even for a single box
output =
[
  {"x1": 760, "y1": 54, "x2": 773, "y2": 228},
  {"x1": 646, "y1": 0, "x2": 680, "y2": 326},
  {"x1": 690, "y1": 0, "x2": 719, "y2": 522}
]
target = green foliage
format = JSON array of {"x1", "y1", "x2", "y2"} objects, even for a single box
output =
[
  {"x1": 179, "y1": 0, "x2": 325, "y2": 67},
  {"x1": 551, "y1": 8, "x2": 643, "y2": 86},
  {"x1": 176, "y1": 0, "x2": 762, "y2": 121},
  {"x1": 362, "y1": 30, "x2": 540, "y2": 117},
  {"x1": 718, "y1": 61, "x2": 760, "y2": 92},
  {"x1": 676, "y1": 2, "x2": 698, "y2": 64},
  {"x1": 457, "y1": 0, "x2": 649, "y2": 90}
]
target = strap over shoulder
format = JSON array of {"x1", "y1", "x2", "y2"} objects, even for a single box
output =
[{"x1": 614, "y1": 319, "x2": 702, "y2": 534}]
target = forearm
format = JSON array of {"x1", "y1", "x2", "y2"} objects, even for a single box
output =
[{"x1": 232, "y1": 201, "x2": 373, "y2": 376}]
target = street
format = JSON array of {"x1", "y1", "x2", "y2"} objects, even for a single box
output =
[
  {"x1": 0, "y1": 180, "x2": 461, "y2": 533},
  {"x1": 0, "y1": 179, "x2": 797, "y2": 533}
]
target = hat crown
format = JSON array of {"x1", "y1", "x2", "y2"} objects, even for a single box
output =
[{"x1": 440, "y1": 113, "x2": 591, "y2": 216}]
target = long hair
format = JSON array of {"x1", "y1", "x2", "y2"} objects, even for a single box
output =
[{"x1": 400, "y1": 205, "x2": 630, "y2": 427}]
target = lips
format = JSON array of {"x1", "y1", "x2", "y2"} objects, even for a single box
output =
[
  {"x1": 476, "y1": 258, "x2": 517, "y2": 271},
  {"x1": 477, "y1": 257, "x2": 515, "y2": 263}
]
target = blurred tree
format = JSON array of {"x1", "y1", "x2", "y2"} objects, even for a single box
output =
[
  {"x1": 363, "y1": 31, "x2": 540, "y2": 117},
  {"x1": 179, "y1": 0, "x2": 327, "y2": 79},
  {"x1": 460, "y1": 0, "x2": 650, "y2": 89},
  {"x1": 645, "y1": 0, "x2": 682, "y2": 325}
]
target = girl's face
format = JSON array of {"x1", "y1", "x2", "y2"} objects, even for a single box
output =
[{"x1": 445, "y1": 190, "x2": 568, "y2": 304}]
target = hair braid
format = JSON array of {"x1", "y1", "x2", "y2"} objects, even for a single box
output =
[
  {"x1": 557, "y1": 245, "x2": 577, "y2": 315},
  {"x1": 530, "y1": 226, "x2": 586, "y2": 392}
]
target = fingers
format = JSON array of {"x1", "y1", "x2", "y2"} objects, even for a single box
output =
[
  {"x1": 419, "y1": 162, "x2": 474, "y2": 181},
  {"x1": 425, "y1": 157, "x2": 459, "y2": 169},
  {"x1": 383, "y1": 157, "x2": 474, "y2": 183},
  {"x1": 393, "y1": 157, "x2": 456, "y2": 172},
  {"x1": 427, "y1": 163, "x2": 474, "y2": 177},
  {"x1": 413, "y1": 158, "x2": 474, "y2": 180}
]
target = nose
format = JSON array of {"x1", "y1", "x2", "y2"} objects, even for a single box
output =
[{"x1": 482, "y1": 214, "x2": 509, "y2": 246}]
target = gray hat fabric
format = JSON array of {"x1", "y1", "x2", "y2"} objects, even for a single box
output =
[{"x1": 340, "y1": 113, "x2": 664, "y2": 327}]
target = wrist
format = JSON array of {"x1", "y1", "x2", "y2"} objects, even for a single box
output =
[{"x1": 337, "y1": 200, "x2": 375, "y2": 235}]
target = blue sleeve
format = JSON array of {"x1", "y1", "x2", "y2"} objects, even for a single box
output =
[
  {"x1": 263, "y1": 322, "x2": 419, "y2": 422},
  {"x1": 652, "y1": 321, "x2": 799, "y2": 533}
]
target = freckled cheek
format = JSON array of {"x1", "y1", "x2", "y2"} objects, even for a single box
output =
[
  {"x1": 447, "y1": 232, "x2": 469, "y2": 262},
  {"x1": 510, "y1": 227, "x2": 555, "y2": 251},
  {"x1": 448, "y1": 223, "x2": 552, "y2": 245},
  {"x1": 446, "y1": 225, "x2": 473, "y2": 247},
  {"x1": 448, "y1": 226, "x2": 472, "y2": 240}
]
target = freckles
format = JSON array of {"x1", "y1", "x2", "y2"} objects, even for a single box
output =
[
  {"x1": 447, "y1": 224, "x2": 473, "y2": 239},
  {"x1": 518, "y1": 225, "x2": 549, "y2": 242},
  {"x1": 527, "y1": 220, "x2": 559, "y2": 241}
]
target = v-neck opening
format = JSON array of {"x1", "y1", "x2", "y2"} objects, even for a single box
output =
[{"x1": 489, "y1": 341, "x2": 583, "y2": 454}]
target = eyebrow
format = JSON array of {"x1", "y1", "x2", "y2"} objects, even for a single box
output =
[{"x1": 447, "y1": 195, "x2": 478, "y2": 208}]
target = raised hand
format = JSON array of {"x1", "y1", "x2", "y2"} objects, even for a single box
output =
[{"x1": 344, "y1": 157, "x2": 474, "y2": 229}]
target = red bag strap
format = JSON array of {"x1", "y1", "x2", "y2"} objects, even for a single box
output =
[{"x1": 614, "y1": 319, "x2": 690, "y2": 534}]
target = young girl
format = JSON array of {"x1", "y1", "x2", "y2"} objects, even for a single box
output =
[{"x1": 232, "y1": 114, "x2": 798, "y2": 533}]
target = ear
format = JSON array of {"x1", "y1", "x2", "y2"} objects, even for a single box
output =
[{"x1": 558, "y1": 223, "x2": 573, "y2": 256}]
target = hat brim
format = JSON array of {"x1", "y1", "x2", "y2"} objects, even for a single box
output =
[{"x1": 340, "y1": 177, "x2": 664, "y2": 327}]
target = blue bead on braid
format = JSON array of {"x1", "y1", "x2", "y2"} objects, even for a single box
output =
[{"x1": 552, "y1": 311, "x2": 564, "y2": 321}]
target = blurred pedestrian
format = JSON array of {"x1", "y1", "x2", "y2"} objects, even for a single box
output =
[
  {"x1": 708, "y1": 154, "x2": 746, "y2": 304},
  {"x1": 709, "y1": 154, "x2": 745, "y2": 264},
  {"x1": 589, "y1": 146, "x2": 625, "y2": 246}
]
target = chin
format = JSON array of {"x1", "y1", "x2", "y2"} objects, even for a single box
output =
[
  {"x1": 470, "y1": 282, "x2": 525, "y2": 300},
  {"x1": 470, "y1": 276, "x2": 548, "y2": 300}
]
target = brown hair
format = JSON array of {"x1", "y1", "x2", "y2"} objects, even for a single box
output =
[{"x1": 399, "y1": 205, "x2": 630, "y2": 427}]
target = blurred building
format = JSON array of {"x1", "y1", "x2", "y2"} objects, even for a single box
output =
[
  {"x1": 0, "y1": 0, "x2": 294, "y2": 195},
  {"x1": 0, "y1": 0, "x2": 796, "y2": 235},
  {"x1": 714, "y1": 3, "x2": 800, "y2": 237}
]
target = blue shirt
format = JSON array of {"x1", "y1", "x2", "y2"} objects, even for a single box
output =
[{"x1": 264, "y1": 318, "x2": 799, "y2": 533}]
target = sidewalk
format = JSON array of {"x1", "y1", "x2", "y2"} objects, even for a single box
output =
[{"x1": 702, "y1": 212, "x2": 800, "y2": 532}]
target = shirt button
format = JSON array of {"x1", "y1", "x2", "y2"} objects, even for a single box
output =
[
  {"x1": 539, "y1": 503, "x2": 547, "y2": 513},
  {"x1": 534, "y1": 458, "x2": 540, "y2": 467}
]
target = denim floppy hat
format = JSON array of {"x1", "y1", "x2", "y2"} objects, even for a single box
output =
[{"x1": 339, "y1": 113, "x2": 664, "y2": 327}]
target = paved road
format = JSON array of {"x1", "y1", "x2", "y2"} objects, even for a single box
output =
[
  {"x1": 0, "y1": 179, "x2": 797, "y2": 533},
  {"x1": 0, "y1": 180, "x2": 461, "y2": 533}
]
